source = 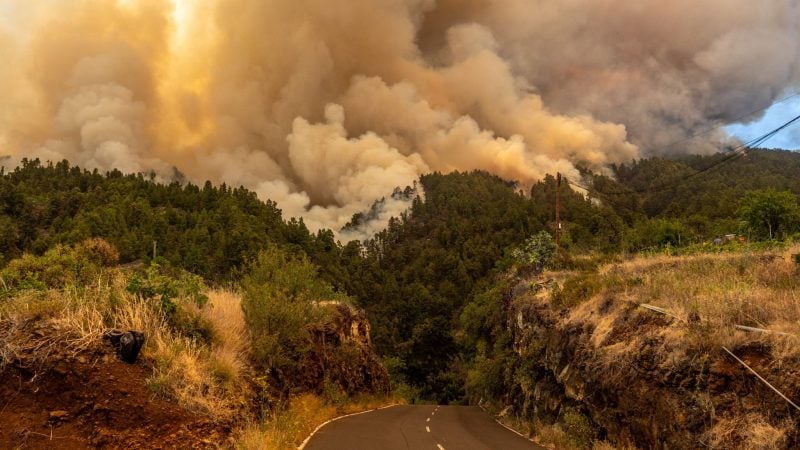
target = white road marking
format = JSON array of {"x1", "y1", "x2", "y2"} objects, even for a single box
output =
[
  {"x1": 426, "y1": 426, "x2": 431, "y2": 433},
  {"x1": 427, "y1": 417, "x2": 430, "y2": 422},
  {"x1": 437, "y1": 445, "x2": 446, "y2": 450},
  {"x1": 297, "y1": 404, "x2": 400, "y2": 450},
  {"x1": 477, "y1": 404, "x2": 538, "y2": 443}
]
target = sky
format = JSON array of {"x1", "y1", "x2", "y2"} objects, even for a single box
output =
[{"x1": 726, "y1": 94, "x2": 800, "y2": 150}]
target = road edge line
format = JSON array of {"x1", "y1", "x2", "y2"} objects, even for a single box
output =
[
  {"x1": 297, "y1": 403, "x2": 399, "y2": 449},
  {"x1": 478, "y1": 404, "x2": 549, "y2": 447}
]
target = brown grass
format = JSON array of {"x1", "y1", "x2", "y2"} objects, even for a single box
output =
[
  {"x1": 236, "y1": 393, "x2": 399, "y2": 450},
  {"x1": 534, "y1": 422, "x2": 570, "y2": 449},
  {"x1": 705, "y1": 414, "x2": 792, "y2": 449},
  {"x1": 554, "y1": 246, "x2": 800, "y2": 361},
  {"x1": 203, "y1": 290, "x2": 249, "y2": 385}
]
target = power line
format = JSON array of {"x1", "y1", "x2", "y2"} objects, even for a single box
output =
[
  {"x1": 640, "y1": 91, "x2": 800, "y2": 155},
  {"x1": 566, "y1": 111, "x2": 800, "y2": 197}
]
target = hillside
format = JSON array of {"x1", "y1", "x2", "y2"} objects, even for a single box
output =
[
  {"x1": 3, "y1": 150, "x2": 800, "y2": 448},
  {"x1": 594, "y1": 149, "x2": 800, "y2": 244},
  {"x1": 0, "y1": 241, "x2": 391, "y2": 449},
  {"x1": 0, "y1": 159, "x2": 350, "y2": 286},
  {"x1": 465, "y1": 245, "x2": 800, "y2": 448}
]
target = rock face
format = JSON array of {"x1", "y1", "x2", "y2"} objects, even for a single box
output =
[
  {"x1": 302, "y1": 303, "x2": 391, "y2": 396},
  {"x1": 495, "y1": 279, "x2": 800, "y2": 449}
]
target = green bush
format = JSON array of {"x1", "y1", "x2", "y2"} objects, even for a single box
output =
[
  {"x1": 0, "y1": 238, "x2": 119, "y2": 297},
  {"x1": 551, "y1": 273, "x2": 604, "y2": 308},
  {"x1": 241, "y1": 246, "x2": 344, "y2": 382},
  {"x1": 512, "y1": 231, "x2": 556, "y2": 274},
  {"x1": 126, "y1": 258, "x2": 208, "y2": 316},
  {"x1": 561, "y1": 408, "x2": 596, "y2": 449},
  {"x1": 171, "y1": 305, "x2": 217, "y2": 344}
]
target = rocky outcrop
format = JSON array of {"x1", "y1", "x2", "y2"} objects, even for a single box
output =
[
  {"x1": 497, "y1": 279, "x2": 800, "y2": 449},
  {"x1": 302, "y1": 303, "x2": 391, "y2": 396}
]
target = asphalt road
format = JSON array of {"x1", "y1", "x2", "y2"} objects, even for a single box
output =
[{"x1": 303, "y1": 405, "x2": 545, "y2": 450}]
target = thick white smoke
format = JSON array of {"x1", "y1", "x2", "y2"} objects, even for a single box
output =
[{"x1": 0, "y1": 0, "x2": 798, "y2": 239}]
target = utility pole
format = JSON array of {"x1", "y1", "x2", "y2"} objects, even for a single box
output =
[
  {"x1": 153, "y1": 240, "x2": 157, "y2": 260},
  {"x1": 555, "y1": 172, "x2": 562, "y2": 248}
]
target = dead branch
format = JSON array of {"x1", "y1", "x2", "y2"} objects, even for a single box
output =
[
  {"x1": 639, "y1": 303, "x2": 686, "y2": 323},
  {"x1": 733, "y1": 324, "x2": 796, "y2": 337}
]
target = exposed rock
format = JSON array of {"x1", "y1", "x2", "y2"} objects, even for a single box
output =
[
  {"x1": 302, "y1": 303, "x2": 391, "y2": 396},
  {"x1": 492, "y1": 278, "x2": 800, "y2": 449}
]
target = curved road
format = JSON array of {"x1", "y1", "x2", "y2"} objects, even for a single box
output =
[{"x1": 303, "y1": 405, "x2": 544, "y2": 450}]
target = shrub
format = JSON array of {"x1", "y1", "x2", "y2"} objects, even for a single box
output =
[
  {"x1": 551, "y1": 273, "x2": 604, "y2": 308},
  {"x1": 126, "y1": 259, "x2": 208, "y2": 316},
  {"x1": 240, "y1": 246, "x2": 342, "y2": 383},
  {"x1": 0, "y1": 238, "x2": 119, "y2": 296},
  {"x1": 76, "y1": 237, "x2": 120, "y2": 266},
  {"x1": 512, "y1": 231, "x2": 556, "y2": 274},
  {"x1": 561, "y1": 408, "x2": 596, "y2": 448}
]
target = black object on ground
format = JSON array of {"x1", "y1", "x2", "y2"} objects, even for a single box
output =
[{"x1": 103, "y1": 329, "x2": 146, "y2": 363}]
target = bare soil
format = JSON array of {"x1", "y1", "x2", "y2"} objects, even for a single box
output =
[{"x1": 0, "y1": 346, "x2": 231, "y2": 449}]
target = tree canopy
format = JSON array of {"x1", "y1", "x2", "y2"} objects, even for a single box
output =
[
  {"x1": 4, "y1": 149, "x2": 800, "y2": 401},
  {"x1": 738, "y1": 189, "x2": 799, "y2": 240}
]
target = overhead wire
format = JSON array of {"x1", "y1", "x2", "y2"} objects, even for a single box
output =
[
  {"x1": 552, "y1": 114, "x2": 800, "y2": 245},
  {"x1": 564, "y1": 110, "x2": 800, "y2": 197},
  {"x1": 638, "y1": 91, "x2": 800, "y2": 156}
]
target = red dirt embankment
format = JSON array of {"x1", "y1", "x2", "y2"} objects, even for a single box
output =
[{"x1": 0, "y1": 325, "x2": 230, "y2": 449}]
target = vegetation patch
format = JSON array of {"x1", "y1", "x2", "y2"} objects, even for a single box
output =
[{"x1": 0, "y1": 239, "x2": 392, "y2": 447}]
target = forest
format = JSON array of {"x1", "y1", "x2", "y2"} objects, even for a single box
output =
[{"x1": 2, "y1": 148, "x2": 800, "y2": 401}]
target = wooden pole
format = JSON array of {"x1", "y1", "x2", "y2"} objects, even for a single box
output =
[{"x1": 555, "y1": 172, "x2": 561, "y2": 248}]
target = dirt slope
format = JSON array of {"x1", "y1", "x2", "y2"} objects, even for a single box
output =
[{"x1": 0, "y1": 332, "x2": 231, "y2": 449}]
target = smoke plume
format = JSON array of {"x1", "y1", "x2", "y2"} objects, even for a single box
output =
[{"x1": 1, "y1": 0, "x2": 798, "y2": 238}]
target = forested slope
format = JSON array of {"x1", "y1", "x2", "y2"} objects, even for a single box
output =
[
  {"x1": 3, "y1": 149, "x2": 800, "y2": 401},
  {"x1": 0, "y1": 159, "x2": 347, "y2": 284}
]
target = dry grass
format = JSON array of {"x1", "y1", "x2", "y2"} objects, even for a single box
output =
[
  {"x1": 202, "y1": 290, "x2": 249, "y2": 385},
  {"x1": 120, "y1": 288, "x2": 251, "y2": 421},
  {"x1": 625, "y1": 253, "x2": 800, "y2": 332},
  {"x1": 554, "y1": 246, "x2": 800, "y2": 361},
  {"x1": 534, "y1": 422, "x2": 571, "y2": 449},
  {"x1": 0, "y1": 275, "x2": 124, "y2": 368},
  {"x1": 705, "y1": 414, "x2": 792, "y2": 449},
  {"x1": 143, "y1": 289, "x2": 252, "y2": 421},
  {"x1": 236, "y1": 393, "x2": 399, "y2": 450}
]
